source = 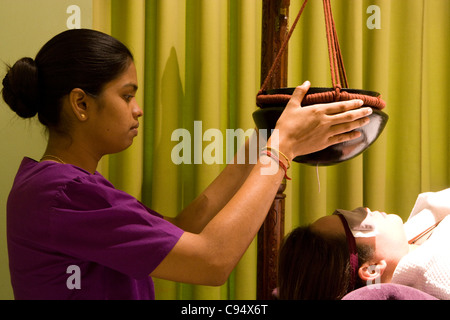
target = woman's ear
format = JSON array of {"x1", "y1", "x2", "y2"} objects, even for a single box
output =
[
  {"x1": 69, "y1": 88, "x2": 89, "y2": 121},
  {"x1": 358, "y1": 260, "x2": 387, "y2": 284}
]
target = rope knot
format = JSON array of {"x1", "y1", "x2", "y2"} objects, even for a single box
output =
[{"x1": 333, "y1": 85, "x2": 341, "y2": 101}]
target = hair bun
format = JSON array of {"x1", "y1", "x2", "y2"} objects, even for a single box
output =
[{"x1": 2, "y1": 57, "x2": 40, "y2": 118}]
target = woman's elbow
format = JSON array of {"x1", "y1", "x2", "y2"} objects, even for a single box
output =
[
  {"x1": 202, "y1": 259, "x2": 234, "y2": 286},
  {"x1": 206, "y1": 275, "x2": 228, "y2": 287}
]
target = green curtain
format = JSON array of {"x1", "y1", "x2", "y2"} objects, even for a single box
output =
[{"x1": 93, "y1": 0, "x2": 450, "y2": 300}]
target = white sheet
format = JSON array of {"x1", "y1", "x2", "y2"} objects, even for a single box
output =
[
  {"x1": 391, "y1": 188, "x2": 450, "y2": 299},
  {"x1": 403, "y1": 188, "x2": 450, "y2": 242}
]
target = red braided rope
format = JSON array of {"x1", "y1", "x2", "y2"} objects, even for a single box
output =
[
  {"x1": 257, "y1": 0, "x2": 386, "y2": 110},
  {"x1": 323, "y1": 0, "x2": 348, "y2": 89},
  {"x1": 257, "y1": 90, "x2": 386, "y2": 109}
]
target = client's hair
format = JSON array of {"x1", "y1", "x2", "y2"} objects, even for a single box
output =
[{"x1": 277, "y1": 225, "x2": 374, "y2": 300}]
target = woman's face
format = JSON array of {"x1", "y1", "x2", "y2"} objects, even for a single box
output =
[
  {"x1": 311, "y1": 208, "x2": 410, "y2": 279},
  {"x1": 85, "y1": 61, "x2": 143, "y2": 156}
]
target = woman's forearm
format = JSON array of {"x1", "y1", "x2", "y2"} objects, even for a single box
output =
[
  {"x1": 152, "y1": 155, "x2": 285, "y2": 286},
  {"x1": 199, "y1": 156, "x2": 284, "y2": 272},
  {"x1": 170, "y1": 130, "x2": 260, "y2": 233}
]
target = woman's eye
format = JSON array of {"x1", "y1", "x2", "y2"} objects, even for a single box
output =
[{"x1": 124, "y1": 95, "x2": 134, "y2": 102}]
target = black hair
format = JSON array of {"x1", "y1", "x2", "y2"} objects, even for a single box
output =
[
  {"x1": 2, "y1": 29, "x2": 133, "y2": 128},
  {"x1": 277, "y1": 225, "x2": 374, "y2": 300}
]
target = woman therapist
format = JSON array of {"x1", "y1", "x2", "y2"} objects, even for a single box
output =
[{"x1": 2, "y1": 29, "x2": 372, "y2": 299}]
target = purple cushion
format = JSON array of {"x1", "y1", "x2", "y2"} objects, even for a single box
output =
[{"x1": 342, "y1": 283, "x2": 438, "y2": 300}]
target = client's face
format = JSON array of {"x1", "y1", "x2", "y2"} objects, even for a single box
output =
[{"x1": 311, "y1": 208, "x2": 410, "y2": 281}]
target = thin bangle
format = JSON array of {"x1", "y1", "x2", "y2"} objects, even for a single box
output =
[
  {"x1": 260, "y1": 150, "x2": 291, "y2": 180},
  {"x1": 261, "y1": 146, "x2": 291, "y2": 169}
]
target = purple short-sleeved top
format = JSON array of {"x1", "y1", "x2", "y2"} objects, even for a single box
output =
[{"x1": 7, "y1": 157, "x2": 184, "y2": 300}]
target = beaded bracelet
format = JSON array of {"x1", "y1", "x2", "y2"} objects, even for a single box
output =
[{"x1": 261, "y1": 150, "x2": 291, "y2": 180}]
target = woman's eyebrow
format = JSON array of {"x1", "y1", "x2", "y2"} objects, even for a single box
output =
[{"x1": 123, "y1": 83, "x2": 138, "y2": 91}]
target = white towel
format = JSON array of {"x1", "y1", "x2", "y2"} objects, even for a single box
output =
[
  {"x1": 391, "y1": 189, "x2": 450, "y2": 299},
  {"x1": 403, "y1": 188, "x2": 450, "y2": 242}
]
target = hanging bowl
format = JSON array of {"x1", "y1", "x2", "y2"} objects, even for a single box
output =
[{"x1": 253, "y1": 87, "x2": 388, "y2": 166}]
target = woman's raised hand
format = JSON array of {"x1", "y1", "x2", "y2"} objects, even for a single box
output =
[{"x1": 271, "y1": 81, "x2": 373, "y2": 161}]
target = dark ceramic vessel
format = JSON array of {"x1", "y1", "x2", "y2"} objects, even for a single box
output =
[{"x1": 253, "y1": 87, "x2": 388, "y2": 166}]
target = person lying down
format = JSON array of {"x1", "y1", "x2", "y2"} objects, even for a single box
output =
[{"x1": 277, "y1": 188, "x2": 450, "y2": 300}]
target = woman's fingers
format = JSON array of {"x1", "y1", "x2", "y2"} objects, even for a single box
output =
[
  {"x1": 325, "y1": 101, "x2": 373, "y2": 143},
  {"x1": 290, "y1": 89, "x2": 373, "y2": 130},
  {"x1": 328, "y1": 130, "x2": 362, "y2": 146},
  {"x1": 330, "y1": 116, "x2": 371, "y2": 137},
  {"x1": 285, "y1": 81, "x2": 311, "y2": 109},
  {"x1": 273, "y1": 82, "x2": 376, "y2": 158},
  {"x1": 327, "y1": 102, "x2": 373, "y2": 123},
  {"x1": 321, "y1": 99, "x2": 365, "y2": 115}
]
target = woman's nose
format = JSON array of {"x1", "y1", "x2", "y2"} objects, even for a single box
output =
[{"x1": 133, "y1": 102, "x2": 144, "y2": 118}]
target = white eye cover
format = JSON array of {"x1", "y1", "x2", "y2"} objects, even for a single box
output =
[{"x1": 333, "y1": 207, "x2": 378, "y2": 238}]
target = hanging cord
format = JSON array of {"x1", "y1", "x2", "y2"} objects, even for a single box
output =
[
  {"x1": 256, "y1": 0, "x2": 386, "y2": 110},
  {"x1": 316, "y1": 164, "x2": 321, "y2": 193},
  {"x1": 323, "y1": 0, "x2": 348, "y2": 90},
  {"x1": 258, "y1": 0, "x2": 309, "y2": 95}
]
